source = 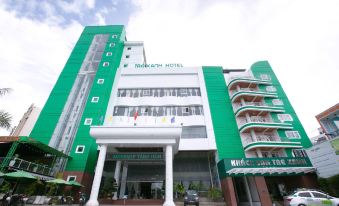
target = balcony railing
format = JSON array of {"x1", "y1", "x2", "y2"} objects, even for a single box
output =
[
  {"x1": 229, "y1": 88, "x2": 277, "y2": 98},
  {"x1": 233, "y1": 102, "x2": 280, "y2": 111},
  {"x1": 0, "y1": 157, "x2": 55, "y2": 177},
  {"x1": 243, "y1": 135, "x2": 280, "y2": 146},
  {"x1": 237, "y1": 116, "x2": 284, "y2": 128}
]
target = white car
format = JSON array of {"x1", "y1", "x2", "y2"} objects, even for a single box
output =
[{"x1": 284, "y1": 189, "x2": 339, "y2": 206}]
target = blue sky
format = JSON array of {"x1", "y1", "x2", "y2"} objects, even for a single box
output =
[{"x1": 0, "y1": 0, "x2": 339, "y2": 137}]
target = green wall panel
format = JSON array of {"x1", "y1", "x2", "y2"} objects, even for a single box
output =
[
  {"x1": 250, "y1": 61, "x2": 312, "y2": 149},
  {"x1": 203, "y1": 66, "x2": 245, "y2": 160}
]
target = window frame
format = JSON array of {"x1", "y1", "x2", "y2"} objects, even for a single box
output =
[
  {"x1": 109, "y1": 42, "x2": 115, "y2": 47},
  {"x1": 84, "y1": 118, "x2": 92, "y2": 125},
  {"x1": 67, "y1": 176, "x2": 77, "y2": 182},
  {"x1": 75, "y1": 145, "x2": 85, "y2": 154},
  {"x1": 97, "y1": 79, "x2": 104, "y2": 84},
  {"x1": 278, "y1": 114, "x2": 293, "y2": 122},
  {"x1": 106, "y1": 52, "x2": 112, "y2": 56},
  {"x1": 285, "y1": 131, "x2": 301, "y2": 139},
  {"x1": 103, "y1": 62, "x2": 109, "y2": 67},
  {"x1": 91, "y1": 97, "x2": 99, "y2": 103}
]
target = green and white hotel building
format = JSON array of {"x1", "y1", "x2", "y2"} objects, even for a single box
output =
[{"x1": 26, "y1": 25, "x2": 316, "y2": 206}]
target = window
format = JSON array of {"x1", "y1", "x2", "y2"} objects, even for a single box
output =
[
  {"x1": 106, "y1": 52, "x2": 112, "y2": 56},
  {"x1": 181, "y1": 126, "x2": 207, "y2": 138},
  {"x1": 84, "y1": 118, "x2": 92, "y2": 125},
  {"x1": 91, "y1": 97, "x2": 99, "y2": 103},
  {"x1": 112, "y1": 34, "x2": 118, "y2": 38},
  {"x1": 179, "y1": 89, "x2": 188, "y2": 96},
  {"x1": 298, "y1": 192, "x2": 311, "y2": 197},
  {"x1": 260, "y1": 74, "x2": 271, "y2": 80},
  {"x1": 182, "y1": 107, "x2": 189, "y2": 115},
  {"x1": 75, "y1": 145, "x2": 85, "y2": 153},
  {"x1": 311, "y1": 192, "x2": 327, "y2": 198},
  {"x1": 266, "y1": 86, "x2": 277, "y2": 92},
  {"x1": 292, "y1": 149, "x2": 308, "y2": 157},
  {"x1": 261, "y1": 152, "x2": 269, "y2": 158},
  {"x1": 143, "y1": 89, "x2": 150, "y2": 96},
  {"x1": 97, "y1": 79, "x2": 104, "y2": 84},
  {"x1": 67, "y1": 176, "x2": 76, "y2": 181},
  {"x1": 127, "y1": 47, "x2": 131, "y2": 50},
  {"x1": 103, "y1": 62, "x2": 109, "y2": 67},
  {"x1": 109, "y1": 42, "x2": 115, "y2": 47},
  {"x1": 278, "y1": 114, "x2": 293, "y2": 122},
  {"x1": 285, "y1": 131, "x2": 301, "y2": 139},
  {"x1": 271, "y1": 152, "x2": 280, "y2": 157},
  {"x1": 272, "y1": 99, "x2": 283, "y2": 106},
  {"x1": 126, "y1": 55, "x2": 130, "y2": 58},
  {"x1": 123, "y1": 64, "x2": 128, "y2": 68}
]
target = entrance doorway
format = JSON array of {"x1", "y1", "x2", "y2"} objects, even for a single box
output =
[{"x1": 126, "y1": 181, "x2": 163, "y2": 199}]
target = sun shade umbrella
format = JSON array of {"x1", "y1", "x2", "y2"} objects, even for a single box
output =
[
  {"x1": 4, "y1": 170, "x2": 37, "y2": 194},
  {"x1": 46, "y1": 178, "x2": 71, "y2": 195},
  {"x1": 68, "y1": 180, "x2": 83, "y2": 187},
  {"x1": 46, "y1": 178, "x2": 71, "y2": 185}
]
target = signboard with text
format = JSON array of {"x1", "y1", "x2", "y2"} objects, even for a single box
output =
[{"x1": 111, "y1": 153, "x2": 164, "y2": 161}]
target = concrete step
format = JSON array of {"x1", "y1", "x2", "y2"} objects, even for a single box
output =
[{"x1": 175, "y1": 202, "x2": 226, "y2": 206}]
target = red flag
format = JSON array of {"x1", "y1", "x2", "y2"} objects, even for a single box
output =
[{"x1": 134, "y1": 111, "x2": 138, "y2": 120}]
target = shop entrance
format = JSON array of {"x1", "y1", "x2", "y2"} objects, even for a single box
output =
[{"x1": 126, "y1": 181, "x2": 163, "y2": 199}]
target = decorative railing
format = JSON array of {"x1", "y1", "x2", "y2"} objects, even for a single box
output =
[
  {"x1": 229, "y1": 88, "x2": 276, "y2": 98},
  {"x1": 243, "y1": 135, "x2": 281, "y2": 146},
  {"x1": 0, "y1": 157, "x2": 54, "y2": 177},
  {"x1": 237, "y1": 117, "x2": 284, "y2": 128},
  {"x1": 233, "y1": 102, "x2": 280, "y2": 111}
]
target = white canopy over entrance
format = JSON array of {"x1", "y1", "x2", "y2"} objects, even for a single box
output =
[{"x1": 86, "y1": 125, "x2": 181, "y2": 206}]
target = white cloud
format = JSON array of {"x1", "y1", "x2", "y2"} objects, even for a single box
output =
[
  {"x1": 127, "y1": 0, "x2": 339, "y2": 137},
  {"x1": 95, "y1": 12, "x2": 106, "y2": 25},
  {"x1": 0, "y1": 5, "x2": 83, "y2": 135},
  {"x1": 58, "y1": 0, "x2": 96, "y2": 15},
  {"x1": 86, "y1": 0, "x2": 96, "y2": 9}
]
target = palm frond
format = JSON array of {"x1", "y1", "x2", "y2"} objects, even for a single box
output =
[
  {"x1": 0, "y1": 88, "x2": 12, "y2": 96},
  {"x1": 0, "y1": 110, "x2": 12, "y2": 130}
]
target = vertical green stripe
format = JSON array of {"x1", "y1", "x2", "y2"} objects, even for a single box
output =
[{"x1": 203, "y1": 66, "x2": 245, "y2": 159}]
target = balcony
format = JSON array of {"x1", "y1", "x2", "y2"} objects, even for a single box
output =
[
  {"x1": 233, "y1": 102, "x2": 285, "y2": 117},
  {"x1": 242, "y1": 135, "x2": 302, "y2": 151},
  {"x1": 237, "y1": 117, "x2": 293, "y2": 133},
  {"x1": 227, "y1": 76, "x2": 271, "y2": 90},
  {"x1": 230, "y1": 88, "x2": 278, "y2": 102},
  {"x1": 0, "y1": 157, "x2": 55, "y2": 177}
]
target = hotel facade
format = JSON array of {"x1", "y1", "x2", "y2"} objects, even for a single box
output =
[{"x1": 20, "y1": 25, "x2": 316, "y2": 206}]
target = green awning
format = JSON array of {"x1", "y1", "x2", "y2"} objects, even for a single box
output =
[{"x1": 0, "y1": 136, "x2": 71, "y2": 159}]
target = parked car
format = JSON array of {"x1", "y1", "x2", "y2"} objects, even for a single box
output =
[
  {"x1": 283, "y1": 189, "x2": 339, "y2": 206},
  {"x1": 184, "y1": 190, "x2": 199, "y2": 206}
]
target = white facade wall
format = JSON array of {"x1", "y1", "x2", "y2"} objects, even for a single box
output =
[
  {"x1": 102, "y1": 42, "x2": 216, "y2": 151},
  {"x1": 11, "y1": 105, "x2": 41, "y2": 136}
]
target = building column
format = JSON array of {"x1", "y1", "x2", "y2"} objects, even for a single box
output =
[
  {"x1": 253, "y1": 176, "x2": 272, "y2": 206},
  {"x1": 244, "y1": 177, "x2": 253, "y2": 206},
  {"x1": 112, "y1": 160, "x2": 121, "y2": 200},
  {"x1": 163, "y1": 144, "x2": 175, "y2": 206},
  {"x1": 119, "y1": 161, "x2": 129, "y2": 199},
  {"x1": 220, "y1": 177, "x2": 237, "y2": 206},
  {"x1": 86, "y1": 144, "x2": 107, "y2": 206},
  {"x1": 250, "y1": 129, "x2": 257, "y2": 142}
]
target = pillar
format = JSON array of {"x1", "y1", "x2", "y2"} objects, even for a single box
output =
[
  {"x1": 86, "y1": 144, "x2": 107, "y2": 206},
  {"x1": 119, "y1": 161, "x2": 128, "y2": 199},
  {"x1": 112, "y1": 160, "x2": 121, "y2": 200},
  {"x1": 243, "y1": 177, "x2": 253, "y2": 206},
  {"x1": 163, "y1": 145, "x2": 175, "y2": 206},
  {"x1": 220, "y1": 177, "x2": 237, "y2": 206},
  {"x1": 253, "y1": 176, "x2": 272, "y2": 206}
]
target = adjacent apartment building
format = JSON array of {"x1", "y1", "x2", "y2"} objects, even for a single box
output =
[{"x1": 22, "y1": 25, "x2": 316, "y2": 206}]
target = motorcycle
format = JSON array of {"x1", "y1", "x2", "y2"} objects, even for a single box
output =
[{"x1": 79, "y1": 192, "x2": 86, "y2": 206}]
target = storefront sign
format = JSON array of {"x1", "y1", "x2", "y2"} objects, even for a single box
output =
[
  {"x1": 134, "y1": 63, "x2": 183, "y2": 68},
  {"x1": 217, "y1": 157, "x2": 313, "y2": 177},
  {"x1": 112, "y1": 153, "x2": 164, "y2": 160}
]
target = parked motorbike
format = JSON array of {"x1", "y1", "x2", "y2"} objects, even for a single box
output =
[{"x1": 79, "y1": 192, "x2": 86, "y2": 206}]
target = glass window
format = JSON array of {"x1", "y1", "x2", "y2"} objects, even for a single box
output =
[
  {"x1": 278, "y1": 114, "x2": 293, "y2": 122},
  {"x1": 97, "y1": 79, "x2": 104, "y2": 84},
  {"x1": 143, "y1": 89, "x2": 150, "y2": 96},
  {"x1": 180, "y1": 89, "x2": 187, "y2": 96},
  {"x1": 91, "y1": 97, "x2": 99, "y2": 103},
  {"x1": 106, "y1": 52, "x2": 112, "y2": 57},
  {"x1": 84, "y1": 118, "x2": 92, "y2": 125},
  {"x1": 109, "y1": 42, "x2": 115, "y2": 47},
  {"x1": 67, "y1": 176, "x2": 77, "y2": 181},
  {"x1": 197, "y1": 89, "x2": 201, "y2": 96},
  {"x1": 285, "y1": 131, "x2": 301, "y2": 139},
  {"x1": 293, "y1": 149, "x2": 308, "y2": 157},
  {"x1": 192, "y1": 89, "x2": 197, "y2": 96},
  {"x1": 181, "y1": 126, "x2": 207, "y2": 138},
  {"x1": 103, "y1": 62, "x2": 109, "y2": 67},
  {"x1": 75, "y1": 145, "x2": 85, "y2": 153},
  {"x1": 260, "y1": 74, "x2": 271, "y2": 80},
  {"x1": 112, "y1": 34, "x2": 118, "y2": 38},
  {"x1": 158, "y1": 107, "x2": 164, "y2": 116},
  {"x1": 172, "y1": 89, "x2": 177, "y2": 96},
  {"x1": 159, "y1": 89, "x2": 165, "y2": 97},
  {"x1": 127, "y1": 47, "x2": 131, "y2": 50},
  {"x1": 311, "y1": 192, "x2": 327, "y2": 198},
  {"x1": 272, "y1": 99, "x2": 283, "y2": 105},
  {"x1": 182, "y1": 107, "x2": 190, "y2": 116},
  {"x1": 266, "y1": 86, "x2": 277, "y2": 92},
  {"x1": 298, "y1": 192, "x2": 312, "y2": 197}
]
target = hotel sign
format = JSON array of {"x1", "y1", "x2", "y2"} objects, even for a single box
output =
[
  {"x1": 218, "y1": 157, "x2": 313, "y2": 177},
  {"x1": 134, "y1": 63, "x2": 183, "y2": 68},
  {"x1": 112, "y1": 153, "x2": 164, "y2": 161}
]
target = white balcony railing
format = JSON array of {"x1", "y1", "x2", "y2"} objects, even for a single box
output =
[
  {"x1": 243, "y1": 135, "x2": 282, "y2": 147},
  {"x1": 237, "y1": 116, "x2": 283, "y2": 128},
  {"x1": 233, "y1": 102, "x2": 281, "y2": 111}
]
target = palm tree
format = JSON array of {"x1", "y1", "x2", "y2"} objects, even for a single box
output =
[{"x1": 0, "y1": 88, "x2": 12, "y2": 130}]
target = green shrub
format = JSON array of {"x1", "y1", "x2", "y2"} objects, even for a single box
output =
[{"x1": 207, "y1": 187, "x2": 222, "y2": 201}]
